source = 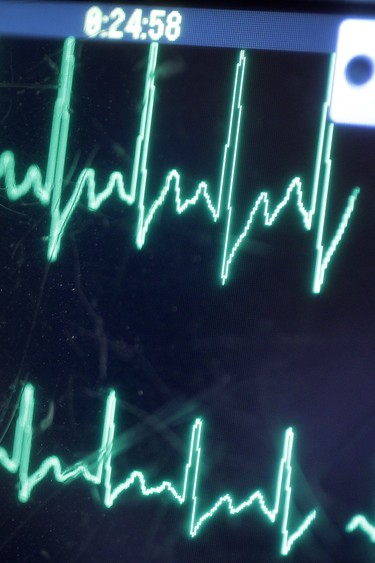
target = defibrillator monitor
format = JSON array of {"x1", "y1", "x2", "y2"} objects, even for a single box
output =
[{"x1": 0, "y1": 1, "x2": 375, "y2": 561}]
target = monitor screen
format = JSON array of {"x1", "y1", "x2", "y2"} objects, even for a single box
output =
[{"x1": 0, "y1": 1, "x2": 375, "y2": 561}]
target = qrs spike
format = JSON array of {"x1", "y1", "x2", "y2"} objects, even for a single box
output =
[
  {"x1": 0, "y1": 383, "x2": 316, "y2": 556},
  {"x1": 0, "y1": 39, "x2": 360, "y2": 293}
]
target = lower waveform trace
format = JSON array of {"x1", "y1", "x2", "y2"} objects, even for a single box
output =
[{"x1": 0, "y1": 383, "x2": 317, "y2": 556}]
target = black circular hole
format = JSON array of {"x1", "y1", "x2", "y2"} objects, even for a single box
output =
[{"x1": 345, "y1": 55, "x2": 374, "y2": 86}]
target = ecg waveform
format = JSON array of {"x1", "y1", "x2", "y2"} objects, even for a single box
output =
[
  {"x1": 346, "y1": 501, "x2": 375, "y2": 548},
  {"x1": 346, "y1": 515, "x2": 375, "y2": 542},
  {"x1": 0, "y1": 383, "x2": 316, "y2": 556},
  {"x1": 0, "y1": 38, "x2": 360, "y2": 293}
]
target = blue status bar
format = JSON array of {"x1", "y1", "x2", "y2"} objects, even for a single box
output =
[{"x1": 0, "y1": 1, "x2": 348, "y2": 53}]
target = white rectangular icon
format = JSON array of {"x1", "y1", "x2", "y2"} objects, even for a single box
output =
[{"x1": 330, "y1": 19, "x2": 375, "y2": 126}]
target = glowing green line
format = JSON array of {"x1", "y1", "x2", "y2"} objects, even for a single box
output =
[
  {"x1": 1, "y1": 37, "x2": 75, "y2": 209},
  {"x1": 220, "y1": 53, "x2": 360, "y2": 292},
  {"x1": 0, "y1": 383, "x2": 316, "y2": 556},
  {"x1": 220, "y1": 50, "x2": 246, "y2": 283},
  {"x1": 346, "y1": 469, "x2": 375, "y2": 544},
  {"x1": 311, "y1": 116, "x2": 360, "y2": 293},
  {"x1": 308, "y1": 53, "x2": 336, "y2": 226},
  {"x1": 135, "y1": 50, "x2": 248, "y2": 250},
  {"x1": 0, "y1": 41, "x2": 360, "y2": 293},
  {"x1": 346, "y1": 515, "x2": 375, "y2": 542}
]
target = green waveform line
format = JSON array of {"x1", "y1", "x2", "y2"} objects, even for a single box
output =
[
  {"x1": 0, "y1": 39, "x2": 360, "y2": 293},
  {"x1": 346, "y1": 514, "x2": 375, "y2": 543},
  {"x1": 0, "y1": 383, "x2": 316, "y2": 556}
]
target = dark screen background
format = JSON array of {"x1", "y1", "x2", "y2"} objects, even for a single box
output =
[{"x1": 0, "y1": 34, "x2": 375, "y2": 562}]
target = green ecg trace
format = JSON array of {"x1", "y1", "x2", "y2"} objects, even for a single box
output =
[
  {"x1": 346, "y1": 514, "x2": 375, "y2": 543},
  {"x1": 0, "y1": 38, "x2": 360, "y2": 293},
  {"x1": 0, "y1": 383, "x2": 317, "y2": 556}
]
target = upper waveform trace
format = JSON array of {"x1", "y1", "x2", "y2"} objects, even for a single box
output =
[
  {"x1": 0, "y1": 382, "x2": 316, "y2": 556},
  {"x1": 0, "y1": 38, "x2": 360, "y2": 293}
]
